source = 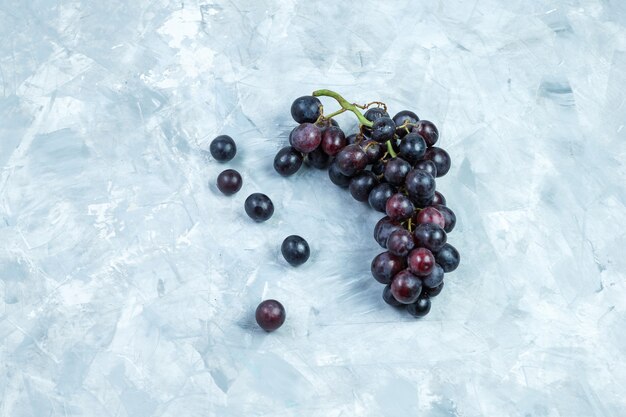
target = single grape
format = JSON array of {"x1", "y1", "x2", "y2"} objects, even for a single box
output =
[
  {"x1": 413, "y1": 160, "x2": 437, "y2": 177},
  {"x1": 435, "y1": 243, "x2": 460, "y2": 272},
  {"x1": 274, "y1": 146, "x2": 303, "y2": 176},
  {"x1": 390, "y1": 270, "x2": 422, "y2": 304},
  {"x1": 371, "y1": 116, "x2": 396, "y2": 143},
  {"x1": 416, "y1": 207, "x2": 445, "y2": 228},
  {"x1": 408, "y1": 247, "x2": 435, "y2": 276},
  {"x1": 349, "y1": 171, "x2": 379, "y2": 202},
  {"x1": 290, "y1": 123, "x2": 322, "y2": 154},
  {"x1": 216, "y1": 169, "x2": 243, "y2": 195},
  {"x1": 392, "y1": 110, "x2": 419, "y2": 138},
  {"x1": 306, "y1": 145, "x2": 332, "y2": 169},
  {"x1": 361, "y1": 139, "x2": 384, "y2": 163},
  {"x1": 374, "y1": 217, "x2": 402, "y2": 248},
  {"x1": 365, "y1": 107, "x2": 389, "y2": 120},
  {"x1": 424, "y1": 147, "x2": 451, "y2": 177},
  {"x1": 321, "y1": 126, "x2": 347, "y2": 156},
  {"x1": 291, "y1": 95, "x2": 322, "y2": 124},
  {"x1": 382, "y1": 284, "x2": 402, "y2": 307},
  {"x1": 405, "y1": 169, "x2": 436, "y2": 200},
  {"x1": 413, "y1": 120, "x2": 439, "y2": 147},
  {"x1": 387, "y1": 228, "x2": 415, "y2": 257},
  {"x1": 413, "y1": 223, "x2": 447, "y2": 252},
  {"x1": 368, "y1": 183, "x2": 396, "y2": 213},
  {"x1": 384, "y1": 157, "x2": 412, "y2": 185},
  {"x1": 421, "y1": 263, "x2": 444, "y2": 288},
  {"x1": 432, "y1": 191, "x2": 446, "y2": 206},
  {"x1": 434, "y1": 204, "x2": 456, "y2": 233},
  {"x1": 281, "y1": 235, "x2": 310, "y2": 266},
  {"x1": 424, "y1": 281, "x2": 444, "y2": 297},
  {"x1": 255, "y1": 299, "x2": 286, "y2": 332},
  {"x1": 407, "y1": 297, "x2": 431, "y2": 317},
  {"x1": 244, "y1": 193, "x2": 274, "y2": 222},
  {"x1": 398, "y1": 133, "x2": 427, "y2": 164},
  {"x1": 386, "y1": 193, "x2": 415, "y2": 221},
  {"x1": 335, "y1": 144, "x2": 368, "y2": 176},
  {"x1": 371, "y1": 251, "x2": 406, "y2": 284},
  {"x1": 210, "y1": 135, "x2": 237, "y2": 162},
  {"x1": 328, "y1": 161, "x2": 352, "y2": 188}
]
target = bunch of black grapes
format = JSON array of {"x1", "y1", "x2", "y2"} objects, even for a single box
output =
[{"x1": 274, "y1": 92, "x2": 460, "y2": 318}]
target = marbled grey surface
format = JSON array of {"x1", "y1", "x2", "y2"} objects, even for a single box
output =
[{"x1": 1, "y1": 1, "x2": 626, "y2": 416}]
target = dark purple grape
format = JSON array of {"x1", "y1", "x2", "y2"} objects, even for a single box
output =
[
  {"x1": 364, "y1": 107, "x2": 389, "y2": 125},
  {"x1": 413, "y1": 223, "x2": 447, "y2": 252},
  {"x1": 385, "y1": 193, "x2": 414, "y2": 221},
  {"x1": 371, "y1": 252, "x2": 406, "y2": 284},
  {"x1": 421, "y1": 263, "x2": 444, "y2": 288},
  {"x1": 425, "y1": 281, "x2": 444, "y2": 297},
  {"x1": 374, "y1": 217, "x2": 402, "y2": 248},
  {"x1": 335, "y1": 144, "x2": 368, "y2": 176},
  {"x1": 387, "y1": 228, "x2": 415, "y2": 257},
  {"x1": 434, "y1": 204, "x2": 456, "y2": 233},
  {"x1": 398, "y1": 133, "x2": 426, "y2": 164},
  {"x1": 424, "y1": 147, "x2": 451, "y2": 177},
  {"x1": 416, "y1": 207, "x2": 445, "y2": 228},
  {"x1": 290, "y1": 123, "x2": 322, "y2": 153},
  {"x1": 382, "y1": 284, "x2": 403, "y2": 307},
  {"x1": 408, "y1": 248, "x2": 435, "y2": 276},
  {"x1": 371, "y1": 116, "x2": 396, "y2": 143},
  {"x1": 390, "y1": 270, "x2": 422, "y2": 304},
  {"x1": 384, "y1": 157, "x2": 411, "y2": 185},
  {"x1": 405, "y1": 169, "x2": 436, "y2": 200},
  {"x1": 244, "y1": 193, "x2": 274, "y2": 222},
  {"x1": 349, "y1": 171, "x2": 379, "y2": 202},
  {"x1": 291, "y1": 96, "x2": 322, "y2": 124},
  {"x1": 210, "y1": 135, "x2": 237, "y2": 162},
  {"x1": 413, "y1": 160, "x2": 437, "y2": 177},
  {"x1": 432, "y1": 191, "x2": 446, "y2": 206},
  {"x1": 274, "y1": 146, "x2": 303, "y2": 176},
  {"x1": 371, "y1": 160, "x2": 385, "y2": 175},
  {"x1": 255, "y1": 299, "x2": 286, "y2": 331},
  {"x1": 306, "y1": 145, "x2": 332, "y2": 169},
  {"x1": 407, "y1": 297, "x2": 431, "y2": 317},
  {"x1": 392, "y1": 110, "x2": 419, "y2": 137},
  {"x1": 368, "y1": 183, "x2": 396, "y2": 213},
  {"x1": 413, "y1": 120, "x2": 439, "y2": 147},
  {"x1": 321, "y1": 126, "x2": 347, "y2": 156},
  {"x1": 435, "y1": 243, "x2": 460, "y2": 272},
  {"x1": 216, "y1": 169, "x2": 242, "y2": 195},
  {"x1": 281, "y1": 235, "x2": 310, "y2": 266},
  {"x1": 328, "y1": 161, "x2": 352, "y2": 188},
  {"x1": 361, "y1": 139, "x2": 384, "y2": 163}
]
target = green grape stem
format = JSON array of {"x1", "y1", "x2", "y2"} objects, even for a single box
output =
[{"x1": 312, "y1": 89, "x2": 374, "y2": 127}]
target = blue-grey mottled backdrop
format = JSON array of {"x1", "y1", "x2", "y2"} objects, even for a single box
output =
[{"x1": 1, "y1": 1, "x2": 626, "y2": 416}]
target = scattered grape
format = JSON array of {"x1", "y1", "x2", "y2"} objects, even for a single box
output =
[
  {"x1": 255, "y1": 299, "x2": 286, "y2": 332},
  {"x1": 281, "y1": 235, "x2": 310, "y2": 266},
  {"x1": 216, "y1": 169, "x2": 243, "y2": 195},
  {"x1": 244, "y1": 193, "x2": 274, "y2": 222},
  {"x1": 210, "y1": 135, "x2": 237, "y2": 162}
]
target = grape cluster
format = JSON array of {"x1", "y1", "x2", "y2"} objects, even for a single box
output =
[{"x1": 274, "y1": 90, "x2": 460, "y2": 318}]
